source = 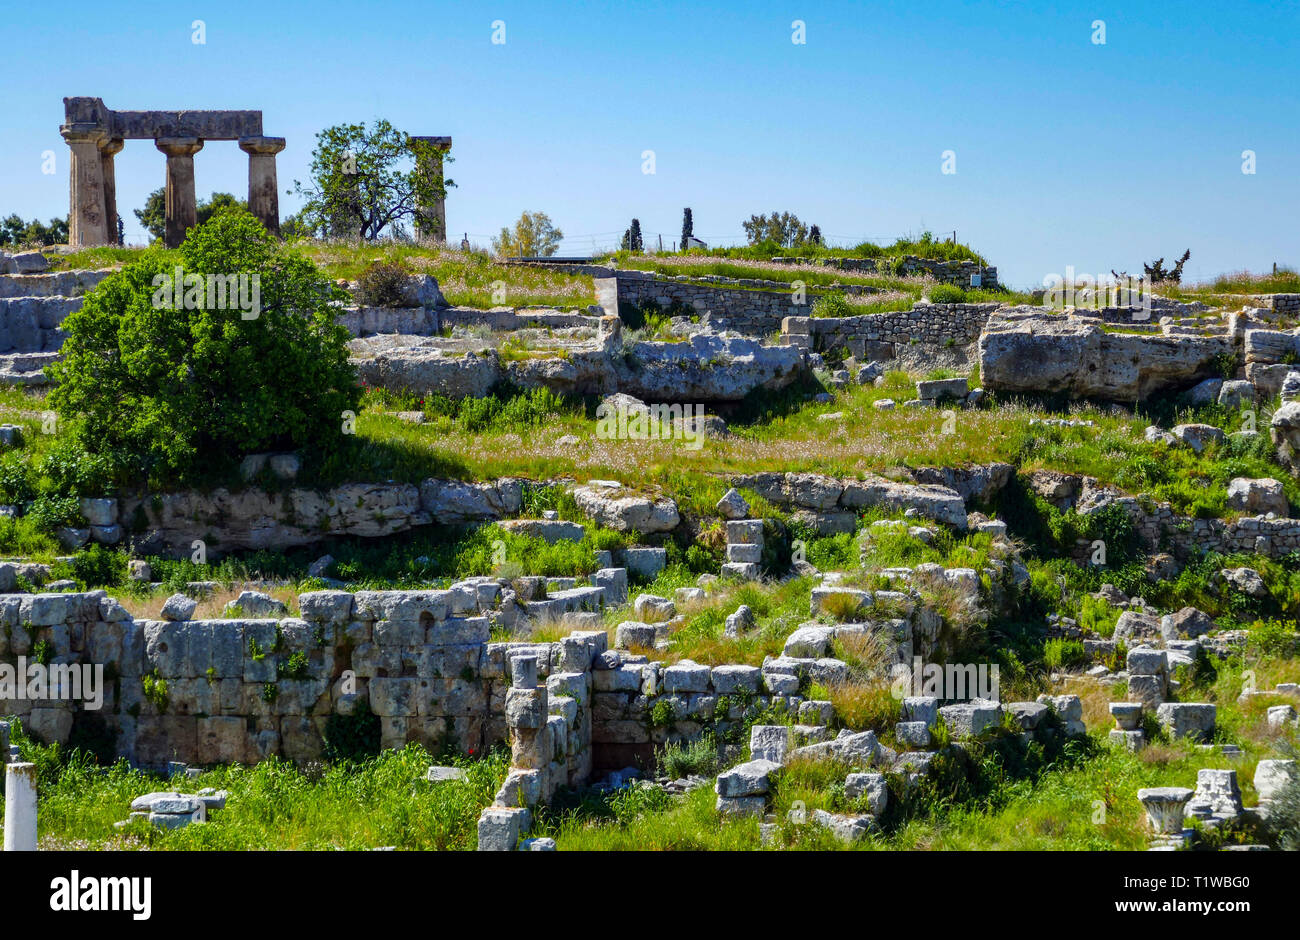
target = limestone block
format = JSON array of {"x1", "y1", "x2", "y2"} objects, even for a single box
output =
[
  {"x1": 711, "y1": 665, "x2": 761, "y2": 695},
  {"x1": 1155, "y1": 702, "x2": 1216, "y2": 741},
  {"x1": 938, "y1": 700, "x2": 1001, "y2": 738},
  {"x1": 844, "y1": 772, "x2": 888, "y2": 814},
  {"x1": 750, "y1": 725, "x2": 792, "y2": 764},
  {"x1": 662, "y1": 660, "x2": 711, "y2": 693}
]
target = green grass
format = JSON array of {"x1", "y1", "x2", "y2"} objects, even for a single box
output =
[
  {"x1": 296, "y1": 241, "x2": 594, "y2": 308},
  {"x1": 1, "y1": 729, "x2": 509, "y2": 850}
]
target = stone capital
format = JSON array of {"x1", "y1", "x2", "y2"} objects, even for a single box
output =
[
  {"x1": 409, "y1": 135, "x2": 452, "y2": 150},
  {"x1": 99, "y1": 137, "x2": 125, "y2": 157},
  {"x1": 155, "y1": 137, "x2": 204, "y2": 157},
  {"x1": 60, "y1": 124, "x2": 107, "y2": 145},
  {"x1": 239, "y1": 135, "x2": 286, "y2": 156}
]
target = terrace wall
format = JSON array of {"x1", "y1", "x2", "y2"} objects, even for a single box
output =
[
  {"x1": 781, "y1": 304, "x2": 1000, "y2": 359},
  {"x1": 0, "y1": 585, "x2": 605, "y2": 780}
]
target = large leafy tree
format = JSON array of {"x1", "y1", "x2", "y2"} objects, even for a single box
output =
[
  {"x1": 134, "y1": 190, "x2": 248, "y2": 243},
  {"x1": 48, "y1": 211, "x2": 360, "y2": 485},
  {"x1": 492, "y1": 211, "x2": 563, "y2": 257},
  {"x1": 291, "y1": 120, "x2": 453, "y2": 241}
]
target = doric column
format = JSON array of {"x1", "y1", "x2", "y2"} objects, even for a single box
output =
[
  {"x1": 60, "y1": 126, "x2": 109, "y2": 247},
  {"x1": 99, "y1": 138, "x2": 124, "y2": 245},
  {"x1": 238, "y1": 136, "x2": 286, "y2": 236},
  {"x1": 155, "y1": 137, "x2": 204, "y2": 248},
  {"x1": 409, "y1": 135, "x2": 452, "y2": 243}
]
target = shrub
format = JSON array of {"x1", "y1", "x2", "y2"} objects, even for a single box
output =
[
  {"x1": 48, "y1": 212, "x2": 361, "y2": 486},
  {"x1": 927, "y1": 283, "x2": 966, "y2": 304},
  {"x1": 657, "y1": 733, "x2": 719, "y2": 779},
  {"x1": 1042, "y1": 638, "x2": 1088, "y2": 670},
  {"x1": 26, "y1": 494, "x2": 82, "y2": 531},
  {"x1": 354, "y1": 260, "x2": 410, "y2": 307},
  {"x1": 323, "y1": 703, "x2": 383, "y2": 763},
  {"x1": 810, "y1": 293, "x2": 854, "y2": 318},
  {"x1": 70, "y1": 544, "x2": 126, "y2": 588}
]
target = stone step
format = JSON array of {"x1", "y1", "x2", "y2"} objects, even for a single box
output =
[
  {"x1": 0, "y1": 269, "x2": 112, "y2": 299},
  {"x1": 0, "y1": 351, "x2": 59, "y2": 385},
  {"x1": 0, "y1": 296, "x2": 79, "y2": 353}
]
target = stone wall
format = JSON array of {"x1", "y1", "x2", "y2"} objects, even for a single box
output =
[
  {"x1": 1027, "y1": 470, "x2": 1300, "y2": 561},
  {"x1": 335, "y1": 305, "x2": 438, "y2": 338},
  {"x1": 772, "y1": 255, "x2": 998, "y2": 288},
  {"x1": 96, "y1": 478, "x2": 527, "y2": 557},
  {"x1": 613, "y1": 270, "x2": 831, "y2": 337},
  {"x1": 782, "y1": 304, "x2": 999, "y2": 359},
  {"x1": 438, "y1": 308, "x2": 599, "y2": 332},
  {"x1": 0, "y1": 583, "x2": 605, "y2": 774},
  {"x1": 1252, "y1": 294, "x2": 1300, "y2": 316}
]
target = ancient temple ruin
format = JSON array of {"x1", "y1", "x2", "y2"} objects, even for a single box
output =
[
  {"x1": 410, "y1": 135, "x2": 452, "y2": 243},
  {"x1": 59, "y1": 97, "x2": 285, "y2": 248}
]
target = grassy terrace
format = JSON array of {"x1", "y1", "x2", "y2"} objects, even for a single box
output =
[
  {"x1": 1, "y1": 361, "x2": 1297, "y2": 563},
  {"x1": 47, "y1": 242, "x2": 598, "y2": 310},
  {"x1": 1167, "y1": 268, "x2": 1300, "y2": 305}
]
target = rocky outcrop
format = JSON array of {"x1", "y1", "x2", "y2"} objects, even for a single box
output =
[
  {"x1": 570, "y1": 481, "x2": 680, "y2": 533},
  {"x1": 119, "y1": 478, "x2": 526, "y2": 557},
  {"x1": 350, "y1": 331, "x2": 803, "y2": 403},
  {"x1": 351, "y1": 344, "x2": 501, "y2": 398},
  {"x1": 729, "y1": 471, "x2": 969, "y2": 530},
  {"x1": 978, "y1": 308, "x2": 1232, "y2": 400},
  {"x1": 1271, "y1": 401, "x2": 1300, "y2": 476},
  {"x1": 908, "y1": 463, "x2": 1014, "y2": 503},
  {"x1": 614, "y1": 334, "x2": 804, "y2": 402}
]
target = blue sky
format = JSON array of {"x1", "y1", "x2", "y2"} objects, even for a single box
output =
[{"x1": 3, "y1": 0, "x2": 1297, "y2": 287}]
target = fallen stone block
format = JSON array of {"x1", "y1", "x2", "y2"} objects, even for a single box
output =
[
  {"x1": 844, "y1": 772, "x2": 888, "y2": 814},
  {"x1": 810, "y1": 808, "x2": 875, "y2": 843},
  {"x1": 938, "y1": 700, "x2": 1001, "y2": 738},
  {"x1": 715, "y1": 758, "x2": 781, "y2": 798},
  {"x1": 1155, "y1": 702, "x2": 1216, "y2": 741}
]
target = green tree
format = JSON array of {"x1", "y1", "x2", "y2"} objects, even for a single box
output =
[
  {"x1": 134, "y1": 190, "x2": 248, "y2": 244},
  {"x1": 291, "y1": 120, "x2": 453, "y2": 241},
  {"x1": 0, "y1": 214, "x2": 68, "y2": 247},
  {"x1": 620, "y1": 218, "x2": 643, "y2": 252},
  {"x1": 742, "y1": 211, "x2": 810, "y2": 248},
  {"x1": 680, "y1": 208, "x2": 693, "y2": 249},
  {"x1": 492, "y1": 211, "x2": 563, "y2": 257},
  {"x1": 47, "y1": 211, "x2": 360, "y2": 485}
]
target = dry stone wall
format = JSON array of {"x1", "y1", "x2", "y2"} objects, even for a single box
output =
[
  {"x1": 782, "y1": 304, "x2": 998, "y2": 359},
  {"x1": 771, "y1": 256, "x2": 998, "y2": 287}
]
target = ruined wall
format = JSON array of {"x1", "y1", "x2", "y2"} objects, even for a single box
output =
[
  {"x1": 771, "y1": 255, "x2": 998, "y2": 288},
  {"x1": 1252, "y1": 294, "x2": 1300, "y2": 316},
  {"x1": 0, "y1": 583, "x2": 605, "y2": 776},
  {"x1": 614, "y1": 270, "x2": 835, "y2": 336},
  {"x1": 438, "y1": 308, "x2": 599, "y2": 331},
  {"x1": 782, "y1": 304, "x2": 999, "y2": 359},
  {"x1": 71, "y1": 477, "x2": 526, "y2": 557}
]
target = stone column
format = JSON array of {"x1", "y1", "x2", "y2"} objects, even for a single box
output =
[
  {"x1": 155, "y1": 137, "x2": 204, "y2": 249},
  {"x1": 410, "y1": 135, "x2": 451, "y2": 243},
  {"x1": 99, "y1": 138, "x2": 124, "y2": 245},
  {"x1": 60, "y1": 127, "x2": 109, "y2": 247},
  {"x1": 3, "y1": 762, "x2": 37, "y2": 851},
  {"x1": 238, "y1": 136, "x2": 286, "y2": 236}
]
